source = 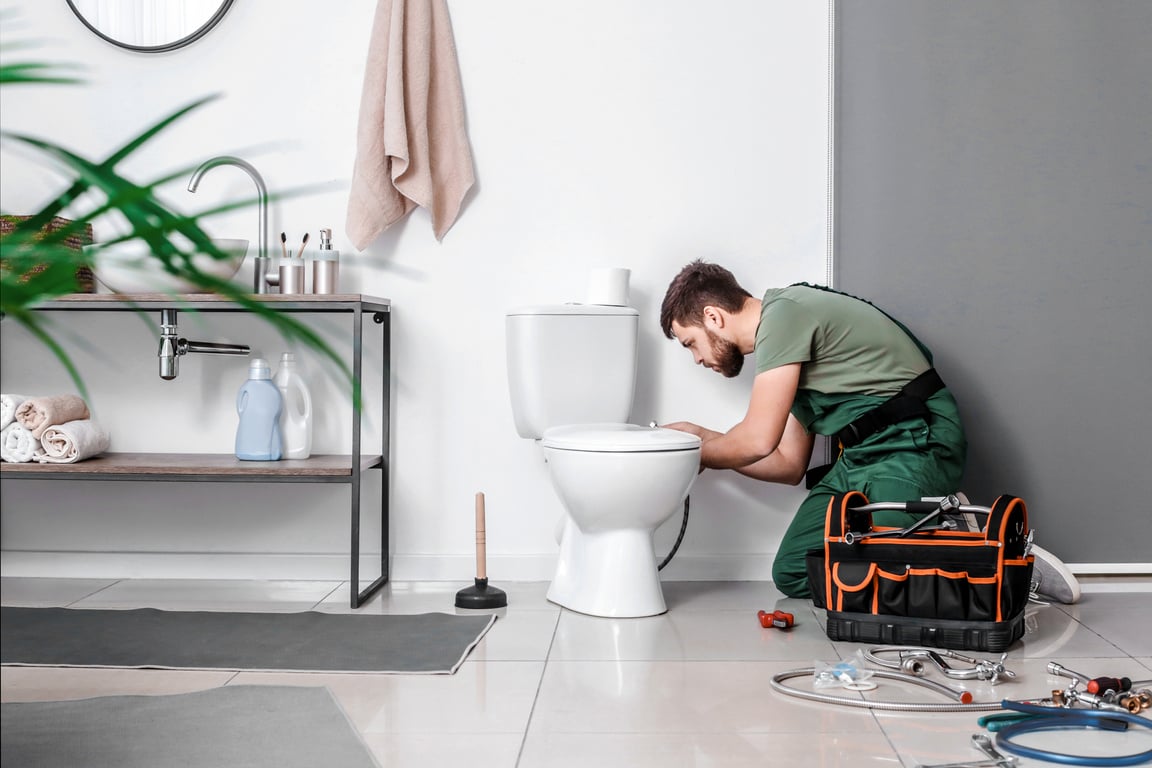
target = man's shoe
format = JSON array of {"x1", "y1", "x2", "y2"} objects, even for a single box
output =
[{"x1": 1030, "y1": 544, "x2": 1081, "y2": 605}]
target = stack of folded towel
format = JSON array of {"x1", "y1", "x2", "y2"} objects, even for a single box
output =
[{"x1": 1, "y1": 393, "x2": 111, "y2": 464}]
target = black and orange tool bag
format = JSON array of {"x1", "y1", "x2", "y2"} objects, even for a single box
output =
[{"x1": 806, "y1": 492, "x2": 1034, "y2": 652}]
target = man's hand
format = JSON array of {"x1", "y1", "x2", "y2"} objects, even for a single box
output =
[
  {"x1": 660, "y1": 422, "x2": 720, "y2": 473},
  {"x1": 664, "y1": 365, "x2": 814, "y2": 485},
  {"x1": 661, "y1": 421, "x2": 724, "y2": 442}
]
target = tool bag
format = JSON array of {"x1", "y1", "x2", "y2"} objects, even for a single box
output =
[{"x1": 806, "y1": 492, "x2": 1034, "y2": 652}]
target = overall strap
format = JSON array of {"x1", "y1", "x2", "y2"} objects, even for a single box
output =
[
  {"x1": 790, "y1": 284, "x2": 946, "y2": 487},
  {"x1": 788, "y1": 282, "x2": 934, "y2": 364}
]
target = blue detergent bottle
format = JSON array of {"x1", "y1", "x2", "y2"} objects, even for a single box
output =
[{"x1": 235, "y1": 358, "x2": 283, "y2": 461}]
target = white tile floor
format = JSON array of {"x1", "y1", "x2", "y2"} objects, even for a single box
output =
[{"x1": 2, "y1": 576, "x2": 1150, "y2": 767}]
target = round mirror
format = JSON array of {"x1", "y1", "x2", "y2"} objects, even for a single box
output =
[{"x1": 65, "y1": 0, "x2": 235, "y2": 53}]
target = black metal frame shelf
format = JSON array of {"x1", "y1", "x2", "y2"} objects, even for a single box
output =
[{"x1": 3, "y1": 293, "x2": 391, "y2": 608}]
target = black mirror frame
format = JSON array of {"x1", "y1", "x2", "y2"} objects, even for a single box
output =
[{"x1": 64, "y1": 0, "x2": 236, "y2": 53}]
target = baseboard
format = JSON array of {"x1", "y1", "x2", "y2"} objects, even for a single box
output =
[
  {"x1": 0, "y1": 551, "x2": 775, "y2": 582},
  {"x1": 0, "y1": 552, "x2": 552, "y2": 582},
  {"x1": 2, "y1": 551, "x2": 1147, "y2": 582},
  {"x1": 0, "y1": 552, "x2": 364, "y2": 581},
  {"x1": 1069, "y1": 563, "x2": 1152, "y2": 576}
]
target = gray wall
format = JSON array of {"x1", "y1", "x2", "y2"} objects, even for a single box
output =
[{"x1": 834, "y1": 1, "x2": 1151, "y2": 564}]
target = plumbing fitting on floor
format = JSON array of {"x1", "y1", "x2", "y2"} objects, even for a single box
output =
[
  {"x1": 864, "y1": 646, "x2": 1017, "y2": 685},
  {"x1": 773, "y1": 650, "x2": 1152, "y2": 766},
  {"x1": 1046, "y1": 662, "x2": 1150, "y2": 714}
]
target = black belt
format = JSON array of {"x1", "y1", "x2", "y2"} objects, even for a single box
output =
[
  {"x1": 804, "y1": 368, "x2": 946, "y2": 489},
  {"x1": 836, "y1": 367, "x2": 945, "y2": 448}
]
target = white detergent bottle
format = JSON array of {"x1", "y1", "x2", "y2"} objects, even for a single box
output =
[
  {"x1": 274, "y1": 352, "x2": 313, "y2": 459},
  {"x1": 236, "y1": 358, "x2": 283, "y2": 461}
]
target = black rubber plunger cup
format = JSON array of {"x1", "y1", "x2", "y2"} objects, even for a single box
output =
[{"x1": 455, "y1": 492, "x2": 508, "y2": 609}]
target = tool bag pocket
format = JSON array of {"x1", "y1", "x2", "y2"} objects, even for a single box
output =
[{"x1": 807, "y1": 492, "x2": 1034, "y2": 651}]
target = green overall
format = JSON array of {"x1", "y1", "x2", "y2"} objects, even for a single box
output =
[{"x1": 755, "y1": 285, "x2": 968, "y2": 598}]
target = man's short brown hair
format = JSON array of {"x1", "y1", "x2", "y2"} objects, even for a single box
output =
[{"x1": 659, "y1": 260, "x2": 753, "y2": 338}]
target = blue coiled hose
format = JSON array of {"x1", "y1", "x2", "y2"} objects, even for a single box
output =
[{"x1": 994, "y1": 700, "x2": 1152, "y2": 766}]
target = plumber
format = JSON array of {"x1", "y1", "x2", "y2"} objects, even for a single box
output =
[{"x1": 658, "y1": 260, "x2": 967, "y2": 599}]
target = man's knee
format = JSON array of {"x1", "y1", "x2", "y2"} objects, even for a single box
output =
[{"x1": 771, "y1": 555, "x2": 811, "y2": 599}]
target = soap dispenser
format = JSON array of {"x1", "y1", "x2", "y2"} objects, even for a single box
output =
[{"x1": 312, "y1": 228, "x2": 339, "y2": 294}]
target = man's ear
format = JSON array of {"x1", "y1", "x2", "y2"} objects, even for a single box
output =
[{"x1": 702, "y1": 305, "x2": 724, "y2": 330}]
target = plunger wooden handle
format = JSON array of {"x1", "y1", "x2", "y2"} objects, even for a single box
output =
[{"x1": 475, "y1": 492, "x2": 487, "y2": 580}]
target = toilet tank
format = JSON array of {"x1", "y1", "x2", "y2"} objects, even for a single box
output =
[{"x1": 506, "y1": 304, "x2": 639, "y2": 439}]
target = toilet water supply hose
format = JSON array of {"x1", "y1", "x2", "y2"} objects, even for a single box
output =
[{"x1": 657, "y1": 496, "x2": 690, "y2": 571}]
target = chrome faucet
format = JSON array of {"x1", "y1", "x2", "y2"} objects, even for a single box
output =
[{"x1": 187, "y1": 155, "x2": 270, "y2": 294}]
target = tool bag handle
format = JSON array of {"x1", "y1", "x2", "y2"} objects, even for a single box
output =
[
  {"x1": 825, "y1": 491, "x2": 943, "y2": 539},
  {"x1": 825, "y1": 491, "x2": 1029, "y2": 549},
  {"x1": 985, "y1": 494, "x2": 1030, "y2": 556},
  {"x1": 825, "y1": 490, "x2": 870, "y2": 540}
]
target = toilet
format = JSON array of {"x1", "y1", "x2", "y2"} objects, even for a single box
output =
[{"x1": 506, "y1": 302, "x2": 702, "y2": 617}]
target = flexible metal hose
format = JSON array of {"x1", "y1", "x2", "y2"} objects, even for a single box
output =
[
  {"x1": 770, "y1": 667, "x2": 1006, "y2": 712},
  {"x1": 864, "y1": 645, "x2": 1016, "y2": 684}
]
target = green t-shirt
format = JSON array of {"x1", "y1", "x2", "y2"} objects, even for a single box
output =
[{"x1": 755, "y1": 285, "x2": 933, "y2": 433}]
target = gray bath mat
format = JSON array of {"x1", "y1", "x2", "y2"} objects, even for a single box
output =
[
  {"x1": 1, "y1": 685, "x2": 378, "y2": 768},
  {"x1": 0, "y1": 607, "x2": 495, "y2": 674}
]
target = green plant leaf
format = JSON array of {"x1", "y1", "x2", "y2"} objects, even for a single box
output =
[{"x1": 1, "y1": 56, "x2": 358, "y2": 407}]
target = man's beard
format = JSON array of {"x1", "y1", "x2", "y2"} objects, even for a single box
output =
[{"x1": 706, "y1": 329, "x2": 744, "y2": 378}]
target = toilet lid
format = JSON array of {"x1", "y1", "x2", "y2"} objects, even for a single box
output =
[{"x1": 541, "y1": 423, "x2": 702, "y2": 452}]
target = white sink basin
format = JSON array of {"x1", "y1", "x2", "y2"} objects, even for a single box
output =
[{"x1": 88, "y1": 239, "x2": 249, "y2": 294}]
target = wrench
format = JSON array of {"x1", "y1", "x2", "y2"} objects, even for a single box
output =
[
  {"x1": 971, "y1": 733, "x2": 1017, "y2": 767},
  {"x1": 913, "y1": 734, "x2": 1018, "y2": 768},
  {"x1": 844, "y1": 495, "x2": 962, "y2": 544}
]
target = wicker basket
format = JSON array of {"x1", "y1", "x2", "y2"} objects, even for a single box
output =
[{"x1": 0, "y1": 215, "x2": 96, "y2": 293}]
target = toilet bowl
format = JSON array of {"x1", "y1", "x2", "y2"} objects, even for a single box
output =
[{"x1": 540, "y1": 423, "x2": 701, "y2": 617}]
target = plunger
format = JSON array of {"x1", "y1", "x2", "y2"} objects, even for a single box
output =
[{"x1": 455, "y1": 492, "x2": 508, "y2": 609}]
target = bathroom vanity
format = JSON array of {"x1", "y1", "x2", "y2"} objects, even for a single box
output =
[{"x1": 1, "y1": 293, "x2": 391, "y2": 608}]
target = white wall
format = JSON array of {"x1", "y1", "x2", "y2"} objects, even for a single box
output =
[{"x1": 0, "y1": 1, "x2": 830, "y2": 581}]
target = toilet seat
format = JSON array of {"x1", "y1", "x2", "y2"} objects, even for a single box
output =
[{"x1": 541, "y1": 423, "x2": 700, "y2": 452}]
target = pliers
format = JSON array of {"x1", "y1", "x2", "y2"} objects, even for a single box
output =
[{"x1": 757, "y1": 609, "x2": 795, "y2": 629}]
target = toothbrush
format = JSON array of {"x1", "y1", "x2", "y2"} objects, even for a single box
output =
[
  {"x1": 280, "y1": 232, "x2": 288, "y2": 260},
  {"x1": 296, "y1": 232, "x2": 309, "y2": 259}
]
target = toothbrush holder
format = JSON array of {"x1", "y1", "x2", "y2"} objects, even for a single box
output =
[{"x1": 279, "y1": 261, "x2": 305, "y2": 294}]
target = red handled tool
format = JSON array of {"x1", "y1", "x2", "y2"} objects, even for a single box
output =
[
  {"x1": 757, "y1": 609, "x2": 795, "y2": 629},
  {"x1": 1087, "y1": 675, "x2": 1132, "y2": 695}
]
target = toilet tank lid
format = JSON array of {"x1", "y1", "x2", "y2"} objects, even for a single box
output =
[
  {"x1": 507, "y1": 303, "x2": 639, "y2": 317},
  {"x1": 541, "y1": 423, "x2": 702, "y2": 452}
]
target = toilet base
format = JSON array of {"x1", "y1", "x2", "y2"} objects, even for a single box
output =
[{"x1": 547, "y1": 519, "x2": 667, "y2": 618}]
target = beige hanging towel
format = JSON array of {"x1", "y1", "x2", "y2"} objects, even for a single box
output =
[{"x1": 347, "y1": 0, "x2": 475, "y2": 247}]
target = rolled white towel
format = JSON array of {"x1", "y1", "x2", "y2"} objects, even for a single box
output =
[
  {"x1": 1, "y1": 422, "x2": 42, "y2": 463},
  {"x1": 35, "y1": 419, "x2": 111, "y2": 464},
  {"x1": 1, "y1": 393, "x2": 31, "y2": 430},
  {"x1": 15, "y1": 394, "x2": 90, "y2": 439}
]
